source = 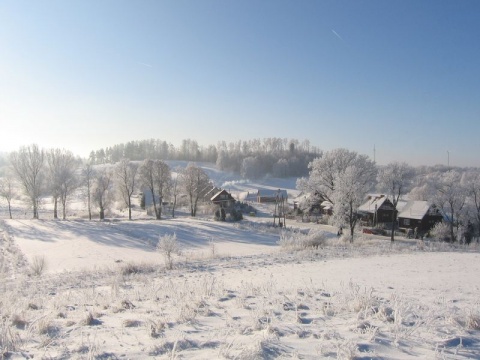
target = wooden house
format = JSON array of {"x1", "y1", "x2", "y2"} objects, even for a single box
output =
[
  {"x1": 397, "y1": 201, "x2": 443, "y2": 233},
  {"x1": 210, "y1": 189, "x2": 235, "y2": 208},
  {"x1": 358, "y1": 194, "x2": 395, "y2": 226}
]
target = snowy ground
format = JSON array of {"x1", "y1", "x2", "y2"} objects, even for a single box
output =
[
  {"x1": 1, "y1": 164, "x2": 480, "y2": 359},
  {"x1": 1, "y1": 215, "x2": 480, "y2": 359}
]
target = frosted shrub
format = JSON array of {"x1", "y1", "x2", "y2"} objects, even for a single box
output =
[
  {"x1": 430, "y1": 222, "x2": 451, "y2": 242},
  {"x1": 278, "y1": 229, "x2": 329, "y2": 250},
  {"x1": 30, "y1": 255, "x2": 47, "y2": 276},
  {"x1": 465, "y1": 309, "x2": 480, "y2": 330},
  {"x1": 278, "y1": 230, "x2": 298, "y2": 250},
  {"x1": 157, "y1": 233, "x2": 181, "y2": 270},
  {"x1": 305, "y1": 229, "x2": 329, "y2": 248}
]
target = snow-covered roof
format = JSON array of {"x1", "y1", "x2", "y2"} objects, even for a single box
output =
[
  {"x1": 237, "y1": 191, "x2": 257, "y2": 202},
  {"x1": 395, "y1": 199, "x2": 409, "y2": 213},
  {"x1": 358, "y1": 195, "x2": 389, "y2": 214},
  {"x1": 321, "y1": 200, "x2": 333, "y2": 210},
  {"x1": 397, "y1": 201, "x2": 431, "y2": 220},
  {"x1": 257, "y1": 189, "x2": 288, "y2": 198},
  {"x1": 210, "y1": 189, "x2": 234, "y2": 202}
]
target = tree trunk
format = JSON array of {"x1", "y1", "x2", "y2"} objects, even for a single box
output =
[
  {"x1": 158, "y1": 196, "x2": 162, "y2": 219},
  {"x1": 150, "y1": 189, "x2": 160, "y2": 220},
  {"x1": 128, "y1": 197, "x2": 132, "y2": 220},
  {"x1": 171, "y1": 196, "x2": 177, "y2": 218},
  {"x1": 390, "y1": 210, "x2": 396, "y2": 242},
  {"x1": 53, "y1": 197, "x2": 58, "y2": 219},
  {"x1": 7, "y1": 200, "x2": 12, "y2": 219},
  {"x1": 33, "y1": 199, "x2": 39, "y2": 219},
  {"x1": 99, "y1": 201, "x2": 105, "y2": 220},
  {"x1": 449, "y1": 206, "x2": 456, "y2": 242},
  {"x1": 87, "y1": 194, "x2": 92, "y2": 220}
]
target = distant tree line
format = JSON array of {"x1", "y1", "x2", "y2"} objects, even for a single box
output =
[
  {"x1": 89, "y1": 138, "x2": 321, "y2": 178},
  {"x1": 2, "y1": 144, "x2": 213, "y2": 221}
]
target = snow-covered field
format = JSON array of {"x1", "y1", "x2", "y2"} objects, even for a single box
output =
[
  {"x1": 1, "y1": 165, "x2": 480, "y2": 359},
  {"x1": 2, "y1": 216, "x2": 480, "y2": 359}
]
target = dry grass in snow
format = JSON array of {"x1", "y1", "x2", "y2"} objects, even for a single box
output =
[{"x1": 1, "y1": 218, "x2": 480, "y2": 359}]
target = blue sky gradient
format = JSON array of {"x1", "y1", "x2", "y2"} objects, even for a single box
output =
[{"x1": 1, "y1": 1, "x2": 479, "y2": 166}]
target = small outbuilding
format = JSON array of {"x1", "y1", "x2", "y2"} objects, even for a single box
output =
[{"x1": 257, "y1": 189, "x2": 288, "y2": 203}]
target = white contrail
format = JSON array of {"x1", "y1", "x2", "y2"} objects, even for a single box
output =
[
  {"x1": 138, "y1": 62, "x2": 153, "y2": 68},
  {"x1": 331, "y1": 29, "x2": 344, "y2": 42}
]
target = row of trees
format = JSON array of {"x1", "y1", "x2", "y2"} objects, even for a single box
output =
[
  {"x1": 89, "y1": 139, "x2": 217, "y2": 165},
  {"x1": 298, "y1": 148, "x2": 480, "y2": 243},
  {"x1": 1, "y1": 145, "x2": 213, "y2": 221},
  {"x1": 89, "y1": 138, "x2": 321, "y2": 179}
]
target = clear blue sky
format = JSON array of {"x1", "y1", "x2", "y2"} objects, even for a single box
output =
[{"x1": 1, "y1": 1, "x2": 479, "y2": 166}]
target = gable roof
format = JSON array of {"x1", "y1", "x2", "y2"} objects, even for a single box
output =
[
  {"x1": 210, "y1": 189, "x2": 234, "y2": 202},
  {"x1": 358, "y1": 195, "x2": 390, "y2": 214},
  {"x1": 397, "y1": 200, "x2": 431, "y2": 220}
]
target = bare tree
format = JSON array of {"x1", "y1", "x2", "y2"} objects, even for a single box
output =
[
  {"x1": 10, "y1": 144, "x2": 45, "y2": 219},
  {"x1": 0, "y1": 173, "x2": 15, "y2": 219},
  {"x1": 82, "y1": 162, "x2": 95, "y2": 220},
  {"x1": 139, "y1": 159, "x2": 171, "y2": 219},
  {"x1": 377, "y1": 162, "x2": 415, "y2": 242},
  {"x1": 180, "y1": 163, "x2": 211, "y2": 217},
  {"x1": 93, "y1": 168, "x2": 113, "y2": 220},
  {"x1": 46, "y1": 150, "x2": 61, "y2": 219},
  {"x1": 115, "y1": 159, "x2": 138, "y2": 220},
  {"x1": 46, "y1": 149, "x2": 80, "y2": 219}
]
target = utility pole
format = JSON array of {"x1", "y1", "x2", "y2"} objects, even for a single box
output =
[
  {"x1": 447, "y1": 150, "x2": 450, "y2": 167},
  {"x1": 373, "y1": 144, "x2": 376, "y2": 163}
]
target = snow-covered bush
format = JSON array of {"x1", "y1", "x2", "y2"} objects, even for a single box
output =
[
  {"x1": 278, "y1": 229, "x2": 329, "y2": 250},
  {"x1": 430, "y1": 222, "x2": 451, "y2": 242},
  {"x1": 29, "y1": 255, "x2": 47, "y2": 276},
  {"x1": 157, "y1": 233, "x2": 181, "y2": 270}
]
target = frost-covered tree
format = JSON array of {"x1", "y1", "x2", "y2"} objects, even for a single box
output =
[
  {"x1": 431, "y1": 170, "x2": 467, "y2": 242},
  {"x1": 139, "y1": 159, "x2": 171, "y2": 219},
  {"x1": 115, "y1": 159, "x2": 138, "y2": 220},
  {"x1": 157, "y1": 233, "x2": 180, "y2": 270},
  {"x1": 273, "y1": 158, "x2": 289, "y2": 177},
  {"x1": 170, "y1": 169, "x2": 180, "y2": 218},
  {"x1": 46, "y1": 149, "x2": 80, "y2": 220},
  {"x1": 462, "y1": 170, "x2": 480, "y2": 239},
  {"x1": 299, "y1": 148, "x2": 375, "y2": 206},
  {"x1": 10, "y1": 144, "x2": 45, "y2": 219},
  {"x1": 93, "y1": 168, "x2": 113, "y2": 220},
  {"x1": 377, "y1": 162, "x2": 415, "y2": 241},
  {"x1": 332, "y1": 164, "x2": 377, "y2": 241},
  {"x1": 180, "y1": 163, "x2": 211, "y2": 217},
  {"x1": 81, "y1": 162, "x2": 95, "y2": 220},
  {"x1": 241, "y1": 156, "x2": 261, "y2": 179},
  {"x1": 0, "y1": 173, "x2": 15, "y2": 219}
]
